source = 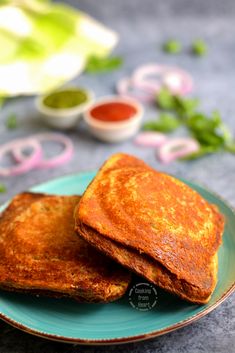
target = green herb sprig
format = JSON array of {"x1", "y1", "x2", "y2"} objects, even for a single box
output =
[
  {"x1": 144, "y1": 87, "x2": 235, "y2": 159},
  {"x1": 5, "y1": 113, "x2": 17, "y2": 129},
  {"x1": 163, "y1": 40, "x2": 182, "y2": 54},
  {"x1": 162, "y1": 39, "x2": 208, "y2": 57},
  {"x1": 85, "y1": 55, "x2": 123, "y2": 74},
  {"x1": 0, "y1": 184, "x2": 7, "y2": 193},
  {"x1": 191, "y1": 39, "x2": 208, "y2": 56},
  {"x1": 143, "y1": 113, "x2": 181, "y2": 133}
]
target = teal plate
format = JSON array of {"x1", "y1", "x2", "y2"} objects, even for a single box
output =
[{"x1": 0, "y1": 171, "x2": 234, "y2": 345}]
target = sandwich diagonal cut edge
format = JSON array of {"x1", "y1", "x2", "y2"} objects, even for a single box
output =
[{"x1": 75, "y1": 153, "x2": 224, "y2": 304}]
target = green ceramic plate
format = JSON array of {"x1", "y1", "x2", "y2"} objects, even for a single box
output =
[{"x1": 0, "y1": 172, "x2": 234, "y2": 345}]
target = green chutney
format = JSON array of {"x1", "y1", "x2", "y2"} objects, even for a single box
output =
[{"x1": 43, "y1": 89, "x2": 88, "y2": 109}]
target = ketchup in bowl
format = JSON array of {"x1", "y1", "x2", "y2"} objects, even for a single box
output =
[
  {"x1": 90, "y1": 102, "x2": 137, "y2": 123},
  {"x1": 84, "y1": 96, "x2": 143, "y2": 142}
]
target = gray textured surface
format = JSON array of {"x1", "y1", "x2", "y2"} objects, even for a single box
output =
[{"x1": 0, "y1": 0, "x2": 235, "y2": 352}]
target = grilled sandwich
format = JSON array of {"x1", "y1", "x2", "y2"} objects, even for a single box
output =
[
  {"x1": 0, "y1": 192, "x2": 131, "y2": 302},
  {"x1": 76, "y1": 153, "x2": 224, "y2": 304}
]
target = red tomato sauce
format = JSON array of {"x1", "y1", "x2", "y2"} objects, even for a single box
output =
[{"x1": 90, "y1": 102, "x2": 137, "y2": 122}]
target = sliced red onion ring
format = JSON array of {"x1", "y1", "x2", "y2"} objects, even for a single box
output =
[
  {"x1": 116, "y1": 77, "x2": 156, "y2": 103},
  {"x1": 13, "y1": 133, "x2": 74, "y2": 169},
  {"x1": 133, "y1": 64, "x2": 168, "y2": 83},
  {"x1": 134, "y1": 132, "x2": 167, "y2": 147},
  {"x1": 0, "y1": 138, "x2": 42, "y2": 176},
  {"x1": 157, "y1": 138, "x2": 200, "y2": 164},
  {"x1": 132, "y1": 64, "x2": 194, "y2": 96},
  {"x1": 163, "y1": 69, "x2": 193, "y2": 95}
]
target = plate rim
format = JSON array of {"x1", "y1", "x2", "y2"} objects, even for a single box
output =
[
  {"x1": 0, "y1": 283, "x2": 234, "y2": 345},
  {"x1": 0, "y1": 171, "x2": 234, "y2": 345}
]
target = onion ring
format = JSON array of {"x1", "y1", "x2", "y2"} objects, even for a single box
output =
[
  {"x1": 13, "y1": 133, "x2": 74, "y2": 169},
  {"x1": 0, "y1": 138, "x2": 42, "y2": 177},
  {"x1": 163, "y1": 70, "x2": 193, "y2": 95},
  {"x1": 157, "y1": 138, "x2": 200, "y2": 164},
  {"x1": 133, "y1": 64, "x2": 169, "y2": 84},
  {"x1": 134, "y1": 132, "x2": 167, "y2": 147},
  {"x1": 132, "y1": 64, "x2": 194, "y2": 96},
  {"x1": 116, "y1": 77, "x2": 156, "y2": 103}
]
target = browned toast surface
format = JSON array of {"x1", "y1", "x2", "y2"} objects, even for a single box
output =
[
  {"x1": 77, "y1": 222, "x2": 218, "y2": 304},
  {"x1": 76, "y1": 153, "x2": 224, "y2": 303},
  {"x1": 0, "y1": 192, "x2": 131, "y2": 302}
]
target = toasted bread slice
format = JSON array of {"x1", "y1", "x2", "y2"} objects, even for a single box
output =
[
  {"x1": 0, "y1": 192, "x2": 131, "y2": 302},
  {"x1": 77, "y1": 222, "x2": 218, "y2": 303},
  {"x1": 75, "y1": 153, "x2": 224, "y2": 304}
]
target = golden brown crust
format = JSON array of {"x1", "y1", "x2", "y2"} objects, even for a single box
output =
[
  {"x1": 76, "y1": 153, "x2": 224, "y2": 303},
  {"x1": 76, "y1": 222, "x2": 218, "y2": 304},
  {"x1": 0, "y1": 192, "x2": 131, "y2": 303}
]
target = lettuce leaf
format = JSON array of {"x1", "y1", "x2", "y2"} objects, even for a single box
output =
[{"x1": 0, "y1": 0, "x2": 118, "y2": 96}]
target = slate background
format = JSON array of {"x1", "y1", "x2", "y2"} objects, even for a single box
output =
[{"x1": 0, "y1": 0, "x2": 234, "y2": 352}]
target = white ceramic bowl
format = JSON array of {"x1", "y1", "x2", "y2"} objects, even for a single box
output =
[
  {"x1": 36, "y1": 89, "x2": 94, "y2": 130},
  {"x1": 84, "y1": 96, "x2": 143, "y2": 142}
]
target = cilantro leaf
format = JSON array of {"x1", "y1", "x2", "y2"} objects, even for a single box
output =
[
  {"x1": 85, "y1": 55, "x2": 123, "y2": 74},
  {"x1": 150, "y1": 88, "x2": 234, "y2": 160},
  {"x1": 156, "y1": 88, "x2": 199, "y2": 118},
  {"x1": 156, "y1": 87, "x2": 176, "y2": 110},
  {"x1": 173, "y1": 96, "x2": 199, "y2": 119},
  {"x1": 5, "y1": 113, "x2": 17, "y2": 129},
  {"x1": 181, "y1": 145, "x2": 221, "y2": 160},
  {"x1": 191, "y1": 39, "x2": 208, "y2": 56},
  {"x1": 163, "y1": 40, "x2": 182, "y2": 54},
  {"x1": 143, "y1": 113, "x2": 181, "y2": 132},
  {"x1": 186, "y1": 111, "x2": 228, "y2": 147},
  {"x1": 0, "y1": 184, "x2": 7, "y2": 193}
]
